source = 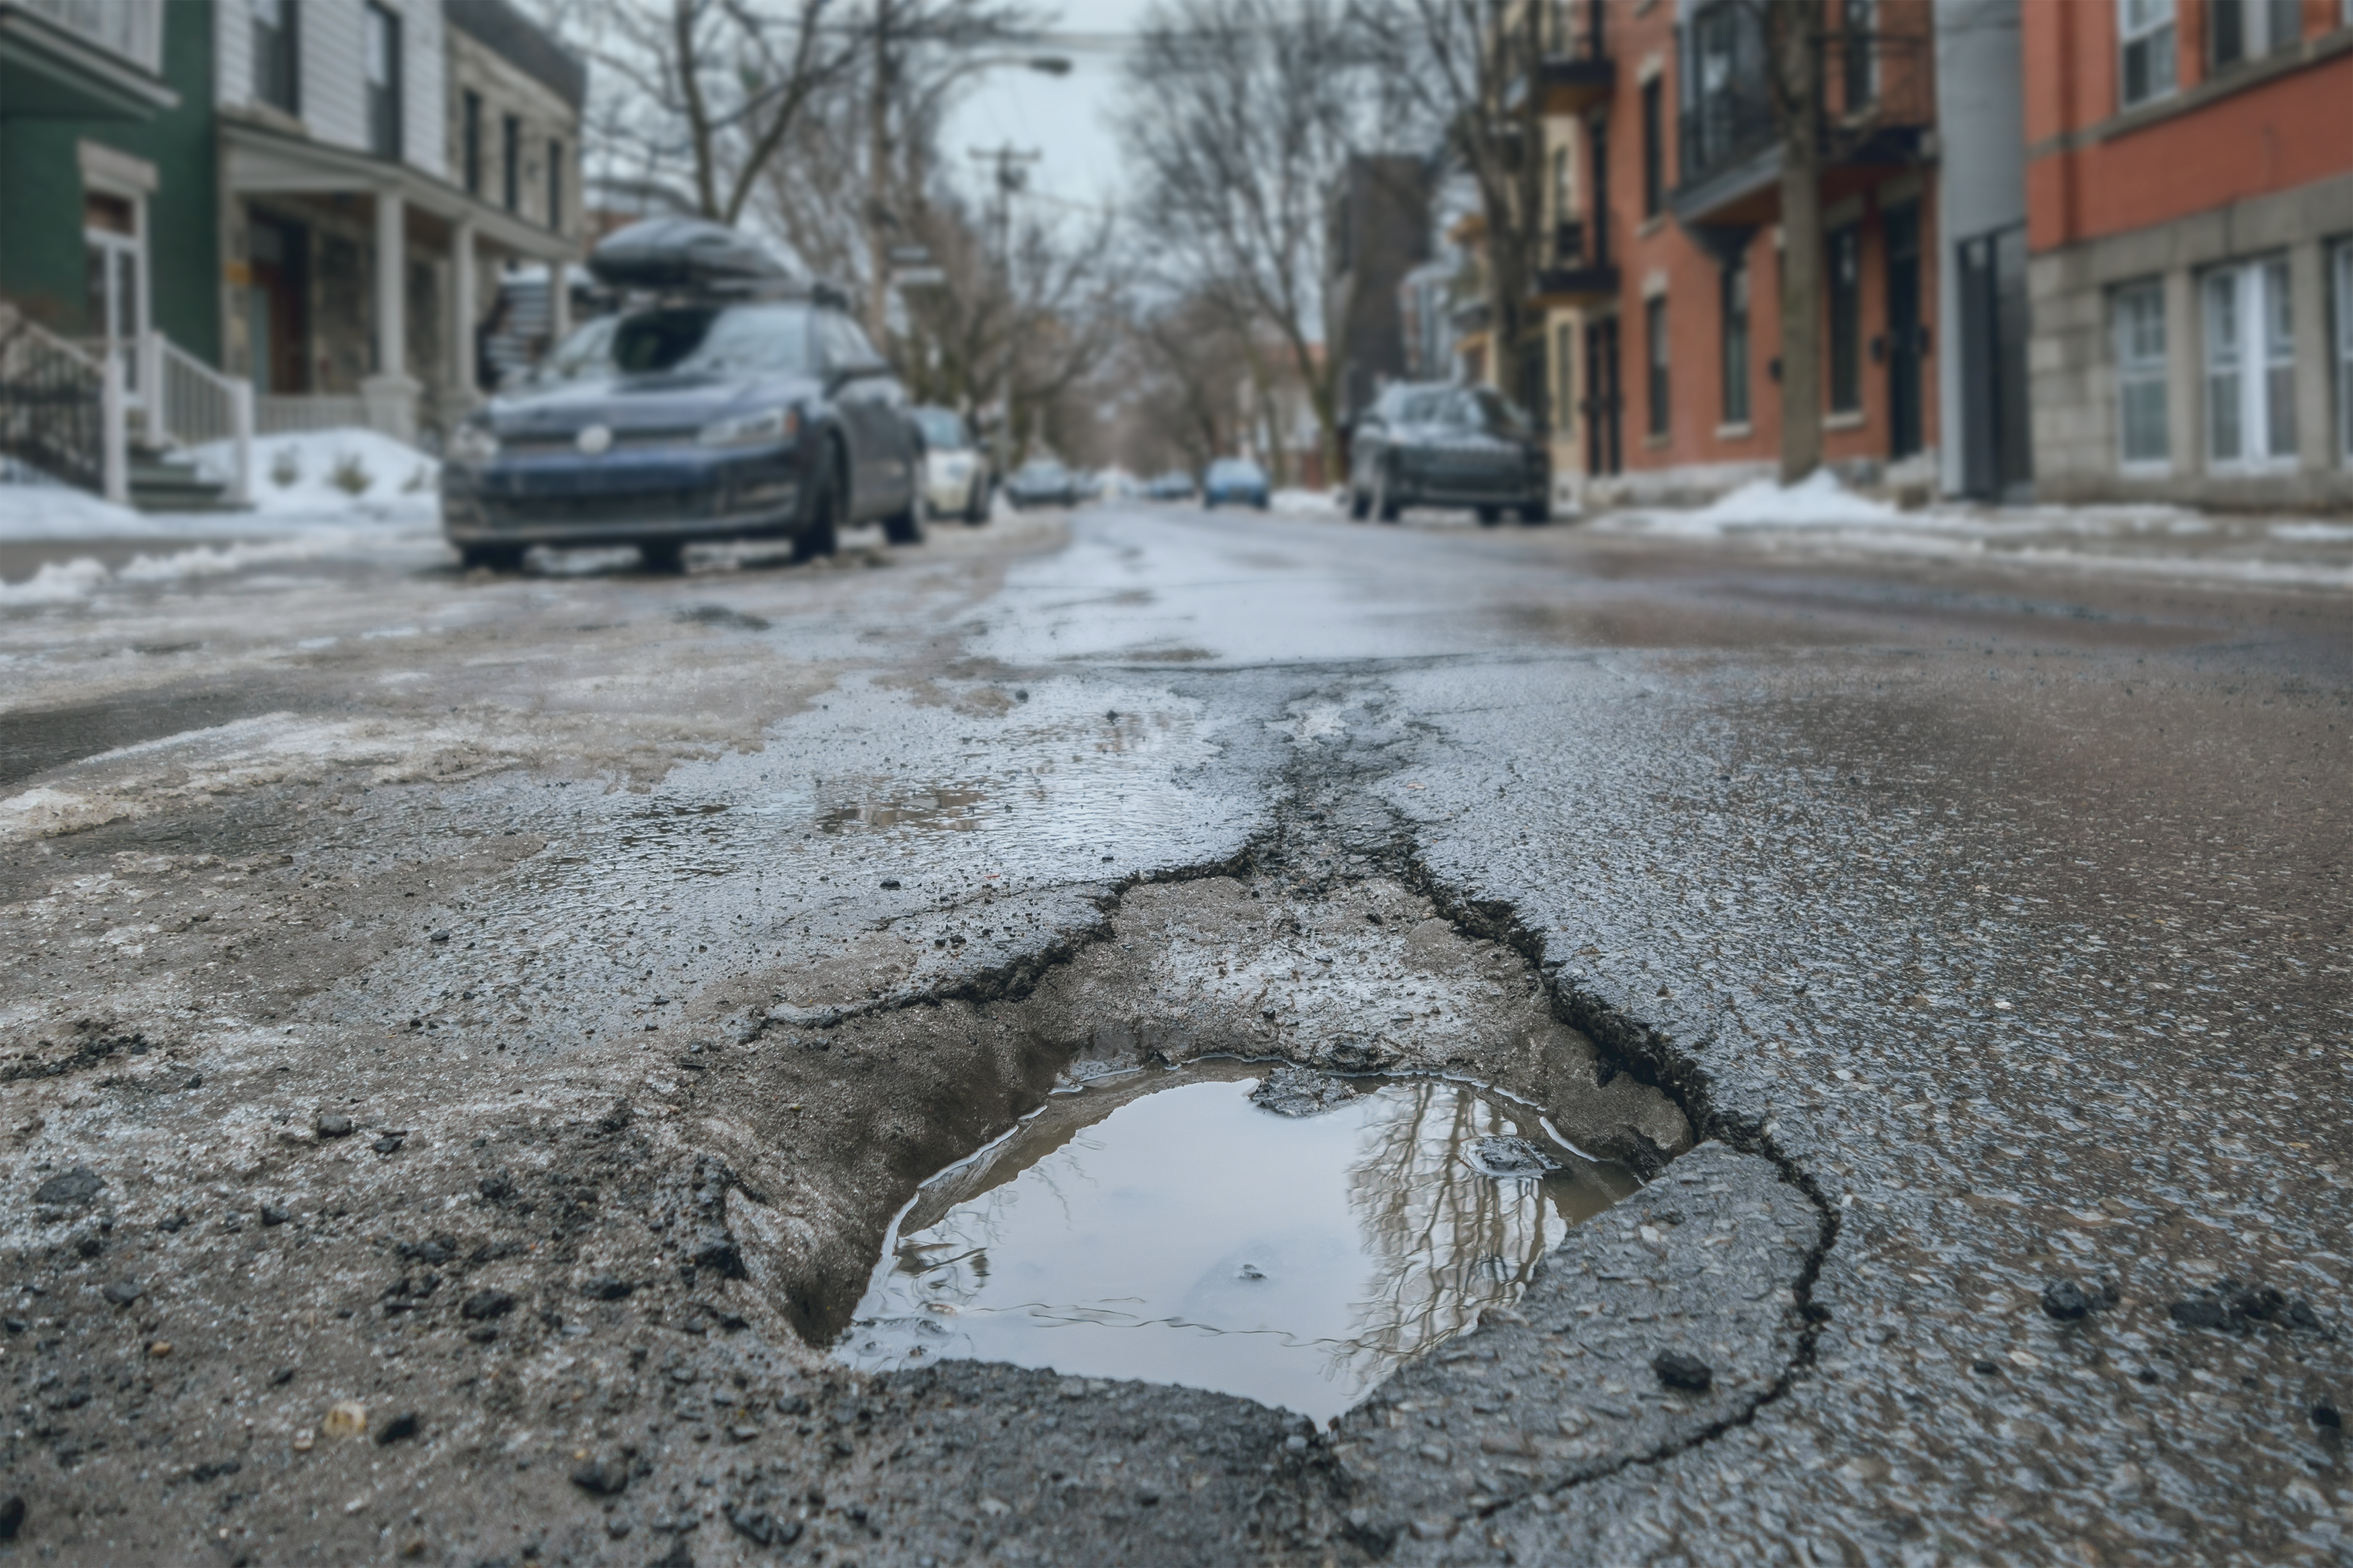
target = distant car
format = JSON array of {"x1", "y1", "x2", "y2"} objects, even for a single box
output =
[
  {"x1": 1141, "y1": 470, "x2": 1194, "y2": 501},
  {"x1": 912, "y1": 406, "x2": 990, "y2": 524},
  {"x1": 1347, "y1": 382, "x2": 1549, "y2": 525},
  {"x1": 441, "y1": 217, "x2": 924, "y2": 572},
  {"x1": 1202, "y1": 458, "x2": 1270, "y2": 510},
  {"x1": 1004, "y1": 460, "x2": 1082, "y2": 509}
]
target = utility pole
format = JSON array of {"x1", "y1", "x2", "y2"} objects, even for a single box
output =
[
  {"x1": 867, "y1": 0, "x2": 900, "y2": 339},
  {"x1": 968, "y1": 142, "x2": 1039, "y2": 478}
]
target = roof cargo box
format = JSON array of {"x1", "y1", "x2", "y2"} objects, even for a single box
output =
[{"x1": 588, "y1": 218, "x2": 791, "y2": 292}]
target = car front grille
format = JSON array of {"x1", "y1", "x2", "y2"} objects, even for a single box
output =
[{"x1": 481, "y1": 489, "x2": 713, "y2": 526}]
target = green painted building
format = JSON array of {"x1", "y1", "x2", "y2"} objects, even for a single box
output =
[{"x1": 0, "y1": 0, "x2": 217, "y2": 364}]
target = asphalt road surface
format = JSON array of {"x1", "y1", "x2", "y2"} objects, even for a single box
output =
[{"x1": 1, "y1": 501, "x2": 2346, "y2": 1567}]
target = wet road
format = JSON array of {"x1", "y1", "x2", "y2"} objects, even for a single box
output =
[{"x1": 1, "y1": 500, "x2": 2348, "y2": 1565}]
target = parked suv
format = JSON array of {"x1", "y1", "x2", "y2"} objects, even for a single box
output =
[
  {"x1": 1347, "y1": 382, "x2": 1549, "y2": 526},
  {"x1": 440, "y1": 218, "x2": 924, "y2": 572}
]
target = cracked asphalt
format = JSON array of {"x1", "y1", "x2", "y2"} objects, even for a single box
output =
[{"x1": 0, "y1": 501, "x2": 2348, "y2": 1566}]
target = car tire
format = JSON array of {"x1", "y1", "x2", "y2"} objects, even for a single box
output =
[
  {"x1": 459, "y1": 543, "x2": 525, "y2": 573},
  {"x1": 1348, "y1": 488, "x2": 1371, "y2": 521},
  {"x1": 1476, "y1": 506, "x2": 1503, "y2": 527},
  {"x1": 1518, "y1": 501, "x2": 1550, "y2": 525},
  {"x1": 793, "y1": 446, "x2": 844, "y2": 562},
  {"x1": 965, "y1": 478, "x2": 989, "y2": 524},
  {"x1": 639, "y1": 540, "x2": 686, "y2": 573},
  {"x1": 1373, "y1": 468, "x2": 1400, "y2": 523},
  {"x1": 883, "y1": 492, "x2": 926, "y2": 546}
]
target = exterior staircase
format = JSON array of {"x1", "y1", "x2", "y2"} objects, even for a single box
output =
[{"x1": 128, "y1": 448, "x2": 239, "y2": 513}]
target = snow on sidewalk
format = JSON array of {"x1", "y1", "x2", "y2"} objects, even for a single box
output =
[{"x1": 192, "y1": 427, "x2": 439, "y2": 518}]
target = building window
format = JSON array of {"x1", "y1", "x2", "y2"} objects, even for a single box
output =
[
  {"x1": 2211, "y1": 0, "x2": 2301, "y2": 69},
  {"x1": 1828, "y1": 225, "x2": 1862, "y2": 413},
  {"x1": 1720, "y1": 255, "x2": 1751, "y2": 426},
  {"x1": 2112, "y1": 280, "x2": 2169, "y2": 467},
  {"x1": 2204, "y1": 257, "x2": 2297, "y2": 467},
  {"x1": 251, "y1": 0, "x2": 298, "y2": 115},
  {"x1": 2119, "y1": 0, "x2": 2176, "y2": 109},
  {"x1": 1645, "y1": 295, "x2": 1670, "y2": 437},
  {"x1": 363, "y1": 3, "x2": 401, "y2": 161},
  {"x1": 502, "y1": 115, "x2": 521, "y2": 212},
  {"x1": 547, "y1": 140, "x2": 563, "y2": 233},
  {"x1": 2336, "y1": 243, "x2": 2353, "y2": 464},
  {"x1": 463, "y1": 91, "x2": 483, "y2": 196},
  {"x1": 1555, "y1": 322, "x2": 1576, "y2": 436},
  {"x1": 1639, "y1": 78, "x2": 1664, "y2": 219},
  {"x1": 1841, "y1": 0, "x2": 1877, "y2": 114},
  {"x1": 1550, "y1": 147, "x2": 1570, "y2": 228}
]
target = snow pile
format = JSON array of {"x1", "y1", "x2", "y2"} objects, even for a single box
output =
[
  {"x1": 0, "y1": 478, "x2": 151, "y2": 541},
  {"x1": 1645, "y1": 469, "x2": 1903, "y2": 536},
  {"x1": 0, "y1": 557, "x2": 113, "y2": 606},
  {"x1": 1271, "y1": 487, "x2": 1343, "y2": 516},
  {"x1": 192, "y1": 428, "x2": 438, "y2": 516},
  {"x1": 0, "y1": 532, "x2": 435, "y2": 610}
]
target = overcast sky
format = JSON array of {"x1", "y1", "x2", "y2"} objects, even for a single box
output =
[{"x1": 941, "y1": 5, "x2": 1158, "y2": 216}]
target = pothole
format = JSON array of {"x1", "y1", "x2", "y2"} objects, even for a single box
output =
[{"x1": 834, "y1": 1057, "x2": 1640, "y2": 1421}]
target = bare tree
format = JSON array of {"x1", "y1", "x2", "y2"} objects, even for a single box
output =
[
  {"x1": 571, "y1": 0, "x2": 866, "y2": 226},
  {"x1": 1350, "y1": 0, "x2": 1546, "y2": 415},
  {"x1": 1117, "y1": 0, "x2": 1382, "y2": 487}
]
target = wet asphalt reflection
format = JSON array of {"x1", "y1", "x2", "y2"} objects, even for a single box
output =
[
  {"x1": 837, "y1": 1059, "x2": 1638, "y2": 1423},
  {"x1": 1, "y1": 497, "x2": 2348, "y2": 1565}
]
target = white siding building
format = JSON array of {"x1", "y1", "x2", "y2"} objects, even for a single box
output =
[{"x1": 214, "y1": 0, "x2": 581, "y2": 441}]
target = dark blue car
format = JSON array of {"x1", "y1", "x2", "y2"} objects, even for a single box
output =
[{"x1": 440, "y1": 220, "x2": 923, "y2": 573}]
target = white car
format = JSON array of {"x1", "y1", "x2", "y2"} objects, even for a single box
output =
[{"x1": 912, "y1": 407, "x2": 990, "y2": 524}]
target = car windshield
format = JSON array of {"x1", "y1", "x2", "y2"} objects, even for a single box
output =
[
  {"x1": 532, "y1": 317, "x2": 621, "y2": 384},
  {"x1": 1384, "y1": 388, "x2": 1453, "y2": 424},
  {"x1": 1019, "y1": 463, "x2": 1066, "y2": 481},
  {"x1": 1207, "y1": 460, "x2": 1263, "y2": 481},
  {"x1": 914, "y1": 409, "x2": 970, "y2": 450},
  {"x1": 607, "y1": 303, "x2": 816, "y2": 376},
  {"x1": 1459, "y1": 388, "x2": 1534, "y2": 436}
]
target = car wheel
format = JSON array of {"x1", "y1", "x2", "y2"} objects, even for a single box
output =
[
  {"x1": 883, "y1": 491, "x2": 926, "y2": 546},
  {"x1": 793, "y1": 446, "x2": 844, "y2": 561},
  {"x1": 1476, "y1": 506, "x2": 1503, "y2": 527},
  {"x1": 965, "y1": 477, "x2": 989, "y2": 524},
  {"x1": 1373, "y1": 468, "x2": 1400, "y2": 523},
  {"x1": 1348, "y1": 488, "x2": 1371, "y2": 522},
  {"x1": 639, "y1": 540, "x2": 686, "y2": 573},
  {"x1": 459, "y1": 543, "x2": 525, "y2": 573},
  {"x1": 1518, "y1": 501, "x2": 1550, "y2": 525}
]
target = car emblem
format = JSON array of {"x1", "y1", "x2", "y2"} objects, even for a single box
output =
[{"x1": 577, "y1": 424, "x2": 614, "y2": 456}]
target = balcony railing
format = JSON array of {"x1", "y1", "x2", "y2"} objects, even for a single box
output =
[
  {"x1": 1675, "y1": 4, "x2": 1933, "y2": 202},
  {"x1": 1529, "y1": 219, "x2": 1619, "y2": 306},
  {"x1": 12, "y1": 0, "x2": 165, "y2": 74},
  {"x1": 1512, "y1": 0, "x2": 1613, "y2": 116}
]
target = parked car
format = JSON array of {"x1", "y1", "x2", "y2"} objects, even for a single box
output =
[
  {"x1": 1141, "y1": 470, "x2": 1195, "y2": 501},
  {"x1": 440, "y1": 217, "x2": 925, "y2": 573},
  {"x1": 1347, "y1": 382, "x2": 1549, "y2": 525},
  {"x1": 1004, "y1": 459, "x2": 1082, "y2": 509},
  {"x1": 912, "y1": 405, "x2": 990, "y2": 524},
  {"x1": 1202, "y1": 457, "x2": 1270, "y2": 510}
]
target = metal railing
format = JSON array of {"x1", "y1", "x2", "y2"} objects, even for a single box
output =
[
  {"x1": 152, "y1": 335, "x2": 254, "y2": 504},
  {"x1": 1676, "y1": 5, "x2": 1934, "y2": 194},
  {"x1": 0, "y1": 307, "x2": 124, "y2": 501},
  {"x1": 12, "y1": 0, "x2": 165, "y2": 73},
  {"x1": 1538, "y1": 0, "x2": 1605, "y2": 62}
]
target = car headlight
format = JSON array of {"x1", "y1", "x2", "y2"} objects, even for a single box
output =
[
  {"x1": 448, "y1": 421, "x2": 499, "y2": 463},
  {"x1": 698, "y1": 407, "x2": 798, "y2": 449},
  {"x1": 936, "y1": 454, "x2": 975, "y2": 478}
]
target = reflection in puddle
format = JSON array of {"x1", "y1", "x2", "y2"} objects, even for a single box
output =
[
  {"x1": 834, "y1": 1060, "x2": 1640, "y2": 1422},
  {"x1": 815, "y1": 778, "x2": 988, "y2": 833}
]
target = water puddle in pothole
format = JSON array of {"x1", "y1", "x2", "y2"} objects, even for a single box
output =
[{"x1": 834, "y1": 1058, "x2": 1640, "y2": 1422}]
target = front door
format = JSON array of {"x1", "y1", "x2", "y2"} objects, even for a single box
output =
[
  {"x1": 1583, "y1": 317, "x2": 1622, "y2": 477},
  {"x1": 82, "y1": 191, "x2": 144, "y2": 400},
  {"x1": 246, "y1": 216, "x2": 309, "y2": 394},
  {"x1": 1885, "y1": 204, "x2": 1923, "y2": 460}
]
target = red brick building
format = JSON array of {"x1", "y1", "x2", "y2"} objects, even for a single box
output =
[
  {"x1": 1524, "y1": 0, "x2": 1944, "y2": 508},
  {"x1": 2022, "y1": 0, "x2": 2353, "y2": 507}
]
